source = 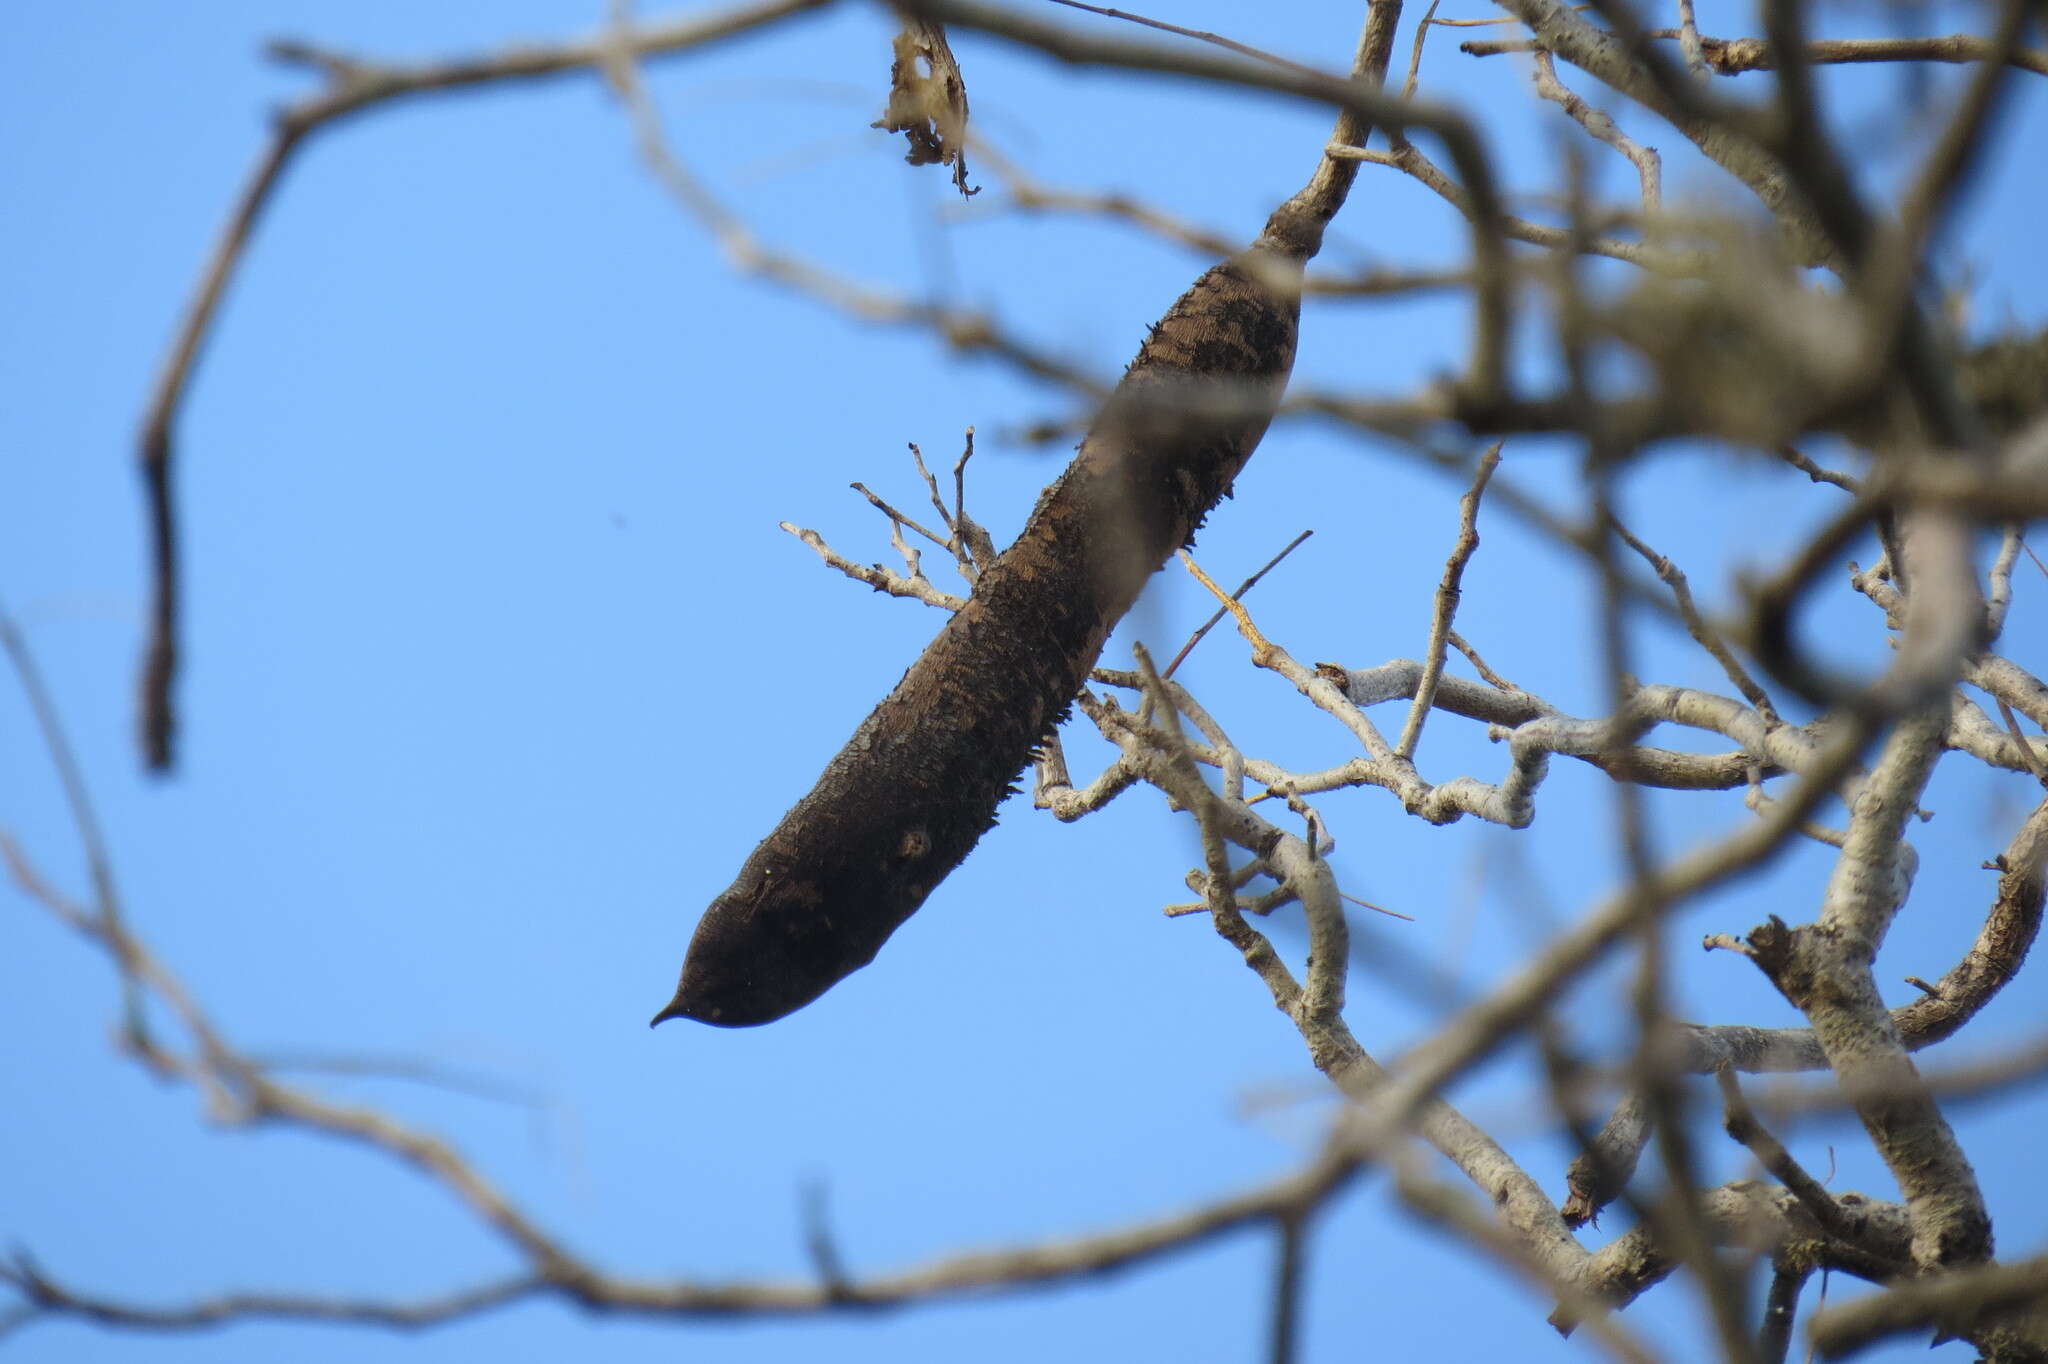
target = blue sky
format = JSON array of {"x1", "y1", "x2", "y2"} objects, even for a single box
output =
[{"x1": 3, "y1": 3, "x2": 2045, "y2": 1361}]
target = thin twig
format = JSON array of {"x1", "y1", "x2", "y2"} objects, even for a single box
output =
[
  {"x1": 1044, "y1": 0, "x2": 1326, "y2": 78},
  {"x1": 1447, "y1": 628, "x2": 1517, "y2": 691},
  {"x1": 0, "y1": 600, "x2": 143, "y2": 1038},
  {"x1": 780, "y1": 521, "x2": 965, "y2": 610},
  {"x1": 799, "y1": 1177, "x2": 851, "y2": 1296},
  {"x1": 1995, "y1": 698, "x2": 2048, "y2": 782},
  {"x1": 1610, "y1": 518, "x2": 1780, "y2": 725},
  {"x1": 1340, "y1": 890, "x2": 1416, "y2": 922},
  {"x1": 1163, "y1": 531, "x2": 1314, "y2": 678},
  {"x1": 1397, "y1": 444, "x2": 1500, "y2": 758},
  {"x1": 1772, "y1": 444, "x2": 1861, "y2": 493},
  {"x1": 1179, "y1": 551, "x2": 1279, "y2": 665},
  {"x1": 1402, "y1": 0, "x2": 1446, "y2": 101},
  {"x1": 243, "y1": 1051, "x2": 548, "y2": 1109},
  {"x1": 1715, "y1": 1068, "x2": 1895, "y2": 1263},
  {"x1": 138, "y1": 128, "x2": 305, "y2": 771},
  {"x1": 1322, "y1": 140, "x2": 1688, "y2": 272}
]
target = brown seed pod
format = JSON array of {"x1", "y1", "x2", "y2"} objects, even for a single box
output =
[{"x1": 654, "y1": 192, "x2": 1341, "y2": 1027}]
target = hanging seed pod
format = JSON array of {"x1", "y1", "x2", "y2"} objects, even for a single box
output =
[{"x1": 655, "y1": 191, "x2": 1342, "y2": 1027}]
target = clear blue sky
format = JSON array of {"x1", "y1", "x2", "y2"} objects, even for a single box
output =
[{"x1": 3, "y1": 3, "x2": 2045, "y2": 1361}]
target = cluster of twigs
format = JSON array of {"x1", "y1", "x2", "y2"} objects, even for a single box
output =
[{"x1": 9, "y1": 0, "x2": 2048, "y2": 1359}]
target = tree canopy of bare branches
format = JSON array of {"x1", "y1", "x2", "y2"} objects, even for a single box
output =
[{"x1": 4, "y1": 2, "x2": 2048, "y2": 1362}]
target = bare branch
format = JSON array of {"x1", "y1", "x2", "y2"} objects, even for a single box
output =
[
  {"x1": 781, "y1": 522, "x2": 966, "y2": 610},
  {"x1": 1807, "y1": 1252, "x2": 2048, "y2": 1359},
  {"x1": 1043, "y1": 0, "x2": 1328, "y2": 78},
  {"x1": 1531, "y1": 51, "x2": 1661, "y2": 212},
  {"x1": 1322, "y1": 140, "x2": 1690, "y2": 273},
  {"x1": 1461, "y1": 31, "x2": 2048, "y2": 80},
  {"x1": 1609, "y1": 517, "x2": 1780, "y2": 725},
  {"x1": 133, "y1": 0, "x2": 830, "y2": 769},
  {"x1": 1740, "y1": 709, "x2": 1991, "y2": 1272},
  {"x1": 1715, "y1": 1067, "x2": 1904, "y2": 1272},
  {"x1": 1396, "y1": 444, "x2": 1500, "y2": 759}
]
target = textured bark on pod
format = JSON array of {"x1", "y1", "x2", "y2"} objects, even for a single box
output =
[{"x1": 654, "y1": 188, "x2": 1344, "y2": 1027}]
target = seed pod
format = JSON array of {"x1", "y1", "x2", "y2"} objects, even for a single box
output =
[{"x1": 655, "y1": 198, "x2": 1331, "y2": 1027}]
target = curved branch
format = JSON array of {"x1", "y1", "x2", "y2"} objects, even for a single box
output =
[
  {"x1": 0, "y1": 1147, "x2": 1361, "y2": 1334},
  {"x1": 131, "y1": 0, "x2": 830, "y2": 769}
]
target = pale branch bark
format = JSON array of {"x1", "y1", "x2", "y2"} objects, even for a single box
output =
[
  {"x1": 1740, "y1": 711, "x2": 1991, "y2": 1273},
  {"x1": 987, "y1": 591, "x2": 1940, "y2": 1319},
  {"x1": 1461, "y1": 30, "x2": 2048, "y2": 79},
  {"x1": 1564, "y1": 1182, "x2": 1918, "y2": 1327},
  {"x1": 1068, "y1": 690, "x2": 1604, "y2": 1318},
  {"x1": 1608, "y1": 517, "x2": 1780, "y2": 725},
  {"x1": 1356, "y1": 709, "x2": 1885, "y2": 1150},
  {"x1": 1326, "y1": 662, "x2": 1810, "y2": 798},
  {"x1": 781, "y1": 522, "x2": 968, "y2": 610},
  {"x1": 1774, "y1": 443, "x2": 1862, "y2": 492},
  {"x1": 1530, "y1": 50, "x2": 1662, "y2": 212},
  {"x1": 1761, "y1": 1030, "x2": 2048, "y2": 1119},
  {"x1": 1111, "y1": 645, "x2": 2039, "y2": 835},
  {"x1": 1037, "y1": 666, "x2": 1662, "y2": 1337},
  {"x1": 1807, "y1": 1253, "x2": 2048, "y2": 1360},
  {"x1": 1564, "y1": 792, "x2": 2047, "y2": 1229},
  {"x1": 788, "y1": 489, "x2": 2046, "y2": 1163},
  {"x1": 1673, "y1": 0, "x2": 1704, "y2": 75},
  {"x1": 1559, "y1": 1092, "x2": 1649, "y2": 1230}
]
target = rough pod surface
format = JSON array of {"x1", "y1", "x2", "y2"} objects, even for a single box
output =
[{"x1": 654, "y1": 196, "x2": 1333, "y2": 1026}]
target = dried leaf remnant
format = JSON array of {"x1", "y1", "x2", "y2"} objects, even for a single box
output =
[{"x1": 872, "y1": 19, "x2": 977, "y2": 197}]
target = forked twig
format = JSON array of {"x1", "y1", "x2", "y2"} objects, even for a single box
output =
[{"x1": 1164, "y1": 530, "x2": 1314, "y2": 678}]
